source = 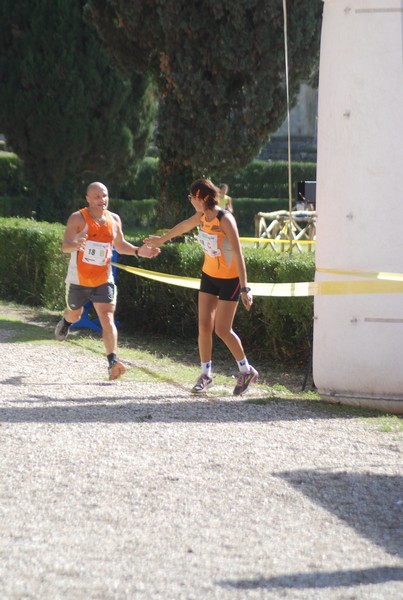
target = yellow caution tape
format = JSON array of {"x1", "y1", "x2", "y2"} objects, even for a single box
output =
[
  {"x1": 317, "y1": 267, "x2": 403, "y2": 281},
  {"x1": 251, "y1": 279, "x2": 403, "y2": 297},
  {"x1": 112, "y1": 263, "x2": 403, "y2": 297},
  {"x1": 112, "y1": 263, "x2": 200, "y2": 290}
]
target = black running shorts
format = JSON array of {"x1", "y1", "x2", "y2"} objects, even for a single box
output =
[{"x1": 200, "y1": 272, "x2": 240, "y2": 301}]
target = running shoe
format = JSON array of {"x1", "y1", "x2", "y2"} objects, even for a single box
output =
[
  {"x1": 55, "y1": 318, "x2": 70, "y2": 341},
  {"x1": 108, "y1": 360, "x2": 126, "y2": 381},
  {"x1": 233, "y1": 366, "x2": 259, "y2": 396},
  {"x1": 191, "y1": 374, "x2": 213, "y2": 393}
]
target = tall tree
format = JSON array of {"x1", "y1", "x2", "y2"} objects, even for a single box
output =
[
  {"x1": 86, "y1": 0, "x2": 322, "y2": 226},
  {"x1": 0, "y1": 0, "x2": 156, "y2": 222}
]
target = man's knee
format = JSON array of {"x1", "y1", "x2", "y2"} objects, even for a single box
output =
[
  {"x1": 95, "y1": 306, "x2": 115, "y2": 327},
  {"x1": 65, "y1": 308, "x2": 83, "y2": 323}
]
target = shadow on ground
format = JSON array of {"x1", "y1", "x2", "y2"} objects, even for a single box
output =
[
  {"x1": 218, "y1": 472, "x2": 403, "y2": 591},
  {"x1": 219, "y1": 565, "x2": 403, "y2": 591}
]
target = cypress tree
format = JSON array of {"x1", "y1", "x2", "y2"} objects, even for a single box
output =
[
  {"x1": 87, "y1": 0, "x2": 322, "y2": 226},
  {"x1": 0, "y1": 0, "x2": 156, "y2": 222}
]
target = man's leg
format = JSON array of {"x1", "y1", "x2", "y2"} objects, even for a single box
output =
[
  {"x1": 55, "y1": 284, "x2": 85, "y2": 341},
  {"x1": 93, "y1": 301, "x2": 126, "y2": 380}
]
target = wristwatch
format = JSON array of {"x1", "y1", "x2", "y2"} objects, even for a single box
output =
[{"x1": 240, "y1": 287, "x2": 251, "y2": 293}]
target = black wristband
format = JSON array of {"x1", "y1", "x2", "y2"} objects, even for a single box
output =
[
  {"x1": 240, "y1": 286, "x2": 251, "y2": 293},
  {"x1": 134, "y1": 247, "x2": 139, "y2": 257}
]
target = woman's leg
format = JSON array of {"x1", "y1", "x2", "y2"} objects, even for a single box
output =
[
  {"x1": 197, "y1": 292, "x2": 218, "y2": 362},
  {"x1": 214, "y1": 300, "x2": 246, "y2": 361}
]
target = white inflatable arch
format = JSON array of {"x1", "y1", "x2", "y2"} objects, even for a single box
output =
[{"x1": 313, "y1": 0, "x2": 403, "y2": 414}]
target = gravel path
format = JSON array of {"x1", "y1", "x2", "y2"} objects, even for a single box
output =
[{"x1": 0, "y1": 323, "x2": 402, "y2": 599}]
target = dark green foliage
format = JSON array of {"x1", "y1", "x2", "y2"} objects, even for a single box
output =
[
  {"x1": 0, "y1": 218, "x2": 315, "y2": 363},
  {"x1": 0, "y1": 219, "x2": 67, "y2": 308},
  {"x1": 116, "y1": 240, "x2": 314, "y2": 365},
  {"x1": 86, "y1": 0, "x2": 322, "y2": 226},
  {"x1": 116, "y1": 243, "x2": 202, "y2": 341},
  {"x1": 222, "y1": 160, "x2": 317, "y2": 199},
  {"x1": 108, "y1": 198, "x2": 158, "y2": 230},
  {"x1": 113, "y1": 157, "x2": 159, "y2": 200},
  {"x1": 0, "y1": 0, "x2": 156, "y2": 222},
  {"x1": 231, "y1": 198, "x2": 290, "y2": 236},
  {"x1": 238, "y1": 249, "x2": 315, "y2": 364},
  {"x1": 0, "y1": 153, "x2": 31, "y2": 196},
  {"x1": 0, "y1": 153, "x2": 315, "y2": 235},
  {"x1": 0, "y1": 196, "x2": 37, "y2": 219}
]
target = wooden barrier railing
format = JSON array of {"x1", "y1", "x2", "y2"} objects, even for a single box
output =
[{"x1": 254, "y1": 210, "x2": 316, "y2": 252}]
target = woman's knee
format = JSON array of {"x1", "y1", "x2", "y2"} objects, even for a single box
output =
[
  {"x1": 199, "y1": 320, "x2": 214, "y2": 337},
  {"x1": 214, "y1": 323, "x2": 232, "y2": 341}
]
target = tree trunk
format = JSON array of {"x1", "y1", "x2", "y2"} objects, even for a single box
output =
[{"x1": 157, "y1": 156, "x2": 194, "y2": 229}]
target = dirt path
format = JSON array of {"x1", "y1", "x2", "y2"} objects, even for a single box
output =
[{"x1": 0, "y1": 310, "x2": 402, "y2": 599}]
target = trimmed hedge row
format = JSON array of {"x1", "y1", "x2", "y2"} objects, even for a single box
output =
[
  {"x1": 116, "y1": 241, "x2": 315, "y2": 365},
  {"x1": 0, "y1": 195, "x2": 289, "y2": 237},
  {"x1": 0, "y1": 218, "x2": 315, "y2": 365},
  {"x1": 222, "y1": 160, "x2": 317, "y2": 199},
  {"x1": 0, "y1": 153, "x2": 315, "y2": 237},
  {"x1": 0, "y1": 152, "x2": 30, "y2": 196},
  {"x1": 0, "y1": 218, "x2": 67, "y2": 309},
  {"x1": 0, "y1": 152, "x2": 315, "y2": 203}
]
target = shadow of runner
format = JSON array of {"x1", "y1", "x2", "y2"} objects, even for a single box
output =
[{"x1": 218, "y1": 565, "x2": 403, "y2": 590}]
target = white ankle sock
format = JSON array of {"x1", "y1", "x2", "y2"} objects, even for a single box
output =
[
  {"x1": 237, "y1": 357, "x2": 250, "y2": 373},
  {"x1": 201, "y1": 361, "x2": 212, "y2": 377}
]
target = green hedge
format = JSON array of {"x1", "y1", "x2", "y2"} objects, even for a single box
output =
[
  {"x1": 0, "y1": 218, "x2": 67, "y2": 309},
  {"x1": 108, "y1": 198, "x2": 158, "y2": 230},
  {"x1": 0, "y1": 152, "x2": 31, "y2": 196},
  {"x1": 222, "y1": 160, "x2": 317, "y2": 199},
  {"x1": 0, "y1": 195, "x2": 37, "y2": 218},
  {"x1": 113, "y1": 156, "x2": 159, "y2": 200},
  {"x1": 0, "y1": 151, "x2": 315, "y2": 203},
  {"x1": 0, "y1": 153, "x2": 315, "y2": 236},
  {"x1": 116, "y1": 241, "x2": 314, "y2": 365},
  {"x1": 0, "y1": 195, "x2": 289, "y2": 237},
  {"x1": 0, "y1": 219, "x2": 315, "y2": 366},
  {"x1": 110, "y1": 156, "x2": 316, "y2": 201}
]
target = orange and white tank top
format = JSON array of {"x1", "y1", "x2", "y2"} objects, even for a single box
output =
[
  {"x1": 66, "y1": 208, "x2": 115, "y2": 287},
  {"x1": 198, "y1": 209, "x2": 238, "y2": 279}
]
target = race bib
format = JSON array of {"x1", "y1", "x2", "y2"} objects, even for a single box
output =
[
  {"x1": 198, "y1": 230, "x2": 221, "y2": 258},
  {"x1": 82, "y1": 240, "x2": 111, "y2": 266}
]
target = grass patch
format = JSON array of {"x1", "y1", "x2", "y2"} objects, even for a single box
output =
[{"x1": 366, "y1": 415, "x2": 403, "y2": 433}]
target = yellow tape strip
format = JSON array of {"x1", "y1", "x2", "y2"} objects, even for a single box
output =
[
  {"x1": 251, "y1": 279, "x2": 403, "y2": 297},
  {"x1": 317, "y1": 267, "x2": 403, "y2": 281},
  {"x1": 112, "y1": 263, "x2": 403, "y2": 297},
  {"x1": 112, "y1": 263, "x2": 200, "y2": 289}
]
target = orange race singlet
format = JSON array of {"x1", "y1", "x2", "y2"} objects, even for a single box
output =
[
  {"x1": 65, "y1": 208, "x2": 115, "y2": 287},
  {"x1": 198, "y1": 210, "x2": 238, "y2": 279}
]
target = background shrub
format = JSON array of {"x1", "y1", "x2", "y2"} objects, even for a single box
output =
[
  {"x1": 0, "y1": 153, "x2": 31, "y2": 196},
  {"x1": 108, "y1": 198, "x2": 158, "y2": 230},
  {"x1": 0, "y1": 218, "x2": 315, "y2": 365},
  {"x1": 115, "y1": 240, "x2": 315, "y2": 366},
  {"x1": 0, "y1": 218, "x2": 66, "y2": 308},
  {"x1": 0, "y1": 154, "x2": 316, "y2": 233}
]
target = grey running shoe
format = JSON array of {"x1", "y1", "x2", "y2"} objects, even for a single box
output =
[
  {"x1": 108, "y1": 360, "x2": 126, "y2": 381},
  {"x1": 233, "y1": 366, "x2": 258, "y2": 396},
  {"x1": 55, "y1": 318, "x2": 70, "y2": 341},
  {"x1": 191, "y1": 374, "x2": 213, "y2": 393}
]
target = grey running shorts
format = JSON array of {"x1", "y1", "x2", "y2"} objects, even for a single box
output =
[{"x1": 66, "y1": 282, "x2": 117, "y2": 310}]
